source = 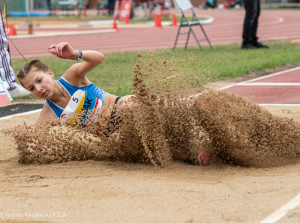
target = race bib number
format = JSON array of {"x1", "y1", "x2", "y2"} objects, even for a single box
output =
[
  {"x1": 60, "y1": 89, "x2": 102, "y2": 127},
  {"x1": 60, "y1": 90, "x2": 86, "y2": 126}
]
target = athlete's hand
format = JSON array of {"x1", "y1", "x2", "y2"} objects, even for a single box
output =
[{"x1": 48, "y1": 42, "x2": 76, "y2": 60}]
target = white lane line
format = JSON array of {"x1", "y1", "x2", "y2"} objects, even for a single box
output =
[
  {"x1": 260, "y1": 15, "x2": 284, "y2": 26},
  {"x1": 0, "y1": 109, "x2": 42, "y2": 121},
  {"x1": 8, "y1": 29, "x2": 116, "y2": 39},
  {"x1": 259, "y1": 103, "x2": 300, "y2": 106},
  {"x1": 243, "y1": 67, "x2": 300, "y2": 83},
  {"x1": 1, "y1": 69, "x2": 299, "y2": 120},
  {"x1": 220, "y1": 66, "x2": 300, "y2": 90},
  {"x1": 236, "y1": 83, "x2": 300, "y2": 86},
  {"x1": 260, "y1": 194, "x2": 300, "y2": 223}
]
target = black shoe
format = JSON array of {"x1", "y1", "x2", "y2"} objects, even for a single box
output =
[
  {"x1": 241, "y1": 43, "x2": 257, "y2": 49},
  {"x1": 253, "y1": 42, "x2": 269, "y2": 48}
]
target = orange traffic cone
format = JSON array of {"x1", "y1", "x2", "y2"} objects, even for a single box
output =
[
  {"x1": 172, "y1": 14, "x2": 177, "y2": 27},
  {"x1": 4, "y1": 25, "x2": 17, "y2": 36},
  {"x1": 154, "y1": 14, "x2": 162, "y2": 28},
  {"x1": 113, "y1": 16, "x2": 118, "y2": 30},
  {"x1": 125, "y1": 15, "x2": 130, "y2": 24}
]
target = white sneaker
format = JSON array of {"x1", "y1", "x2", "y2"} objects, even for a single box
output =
[{"x1": 8, "y1": 83, "x2": 31, "y2": 97}]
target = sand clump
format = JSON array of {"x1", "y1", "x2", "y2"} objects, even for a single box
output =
[
  {"x1": 4, "y1": 53, "x2": 300, "y2": 167},
  {"x1": 194, "y1": 89, "x2": 300, "y2": 167},
  {"x1": 5, "y1": 121, "x2": 115, "y2": 164}
]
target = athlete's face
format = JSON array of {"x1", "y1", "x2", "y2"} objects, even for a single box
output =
[{"x1": 22, "y1": 68, "x2": 55, "y2": 99}]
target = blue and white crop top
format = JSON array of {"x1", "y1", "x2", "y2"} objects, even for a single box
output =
[{"x1": 46, "y1": 77, "x2": 107, "y2": 126}]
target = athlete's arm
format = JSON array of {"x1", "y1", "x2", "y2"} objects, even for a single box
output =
[
  {"x1": 48, "y1": 42, "x2": 104, "y2": 86},
  {"x1": 64, "y1": 50, "x2": 104, "y2": 86}
]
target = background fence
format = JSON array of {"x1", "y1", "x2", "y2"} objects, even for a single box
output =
[
  {"x1": 1, "y1": 0, "x2": 300, "y2": 13},
  {"x1": 261, "y1": 0, "x2": 300, "y2": 7}
]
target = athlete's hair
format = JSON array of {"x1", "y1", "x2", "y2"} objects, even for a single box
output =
[{"x1": 17, "y1": 59, "x2": 50, "y2": 86}]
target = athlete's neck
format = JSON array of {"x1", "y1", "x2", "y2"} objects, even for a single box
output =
[{"x1": 50, "y1": 81, "x2": 65, "y2": 104}]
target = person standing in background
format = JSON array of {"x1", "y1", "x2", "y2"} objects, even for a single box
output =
[
  {"x1": 241, "y1": 0, "x2": 268, "y2": 49},
  {"x1": 108, "y1": 0, "x2": 116, "y2": 15},
  {"x1": 0, "y1": 8, "x2": 30, "y2": 97}
]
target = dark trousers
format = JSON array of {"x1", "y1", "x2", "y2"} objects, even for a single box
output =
[
  {"x1": 242, "y1": 0, "x2": 260, "y2": 44},
  {"x1": 108, "y1": 0, "x2": 116, "y2": 15}
]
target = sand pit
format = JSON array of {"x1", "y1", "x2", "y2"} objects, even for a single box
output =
[
  {"x1": 0, "y1": 105, "x2": 300, "y2": 222},
  {"x1": 1, "y1": 56, "x2": 300, "y2": 222}
]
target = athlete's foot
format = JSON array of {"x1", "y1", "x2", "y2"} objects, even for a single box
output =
[
  {"x1": 199, "y1": 152, "x2": 211, "y2": 166},
  {"x1": 195, "y1": 98, "x2": 217, "y2": 115}
]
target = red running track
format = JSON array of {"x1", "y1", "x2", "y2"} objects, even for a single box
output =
[
  {"x1": 222, "y1": 67, "x2": 300, "y2": 105},
  {"x1": 7, "y1": 9, "x2": 300, "y2": 59},
  {"x1": 7, "y1": 9, "x2": 300, "y2": 105}
]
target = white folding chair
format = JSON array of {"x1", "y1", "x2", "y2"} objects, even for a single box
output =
[{"x1": 173, "y1": 0, "x2": 213, "y2": 50}]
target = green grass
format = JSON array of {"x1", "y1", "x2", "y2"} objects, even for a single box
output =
[{"x1": 11, "y1": 40, "x2": 300, "y2": 101}]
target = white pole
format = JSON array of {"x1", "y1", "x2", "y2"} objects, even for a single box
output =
[
  {"x1": 26, "y1": 0, "x2": 33, "y2": 34},
  {"x1": 26, "y1": 0, "x2": 29, "y2": 12},
  {"x1": 30, "y1": 0, "x2": 33, "y2": 12}
]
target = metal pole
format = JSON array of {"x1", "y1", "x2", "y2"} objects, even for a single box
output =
[
  {"x1": 26, "y1": 0, "x2": 30, "y2": 13},
  {"x1": 27, "y1": 0, "x2": 33, "y2": 34},
  {"x1": 84, "y1": 0, "x2": 87, "y2": 19}
]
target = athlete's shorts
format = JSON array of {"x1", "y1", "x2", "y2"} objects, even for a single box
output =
[{"x1": 106, "y1": 97, "x2": 122, "y2": 134}]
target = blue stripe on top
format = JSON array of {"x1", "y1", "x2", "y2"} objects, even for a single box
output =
[{"x1": 46, "y1": 77, "x2": 107, "y2": 118}]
